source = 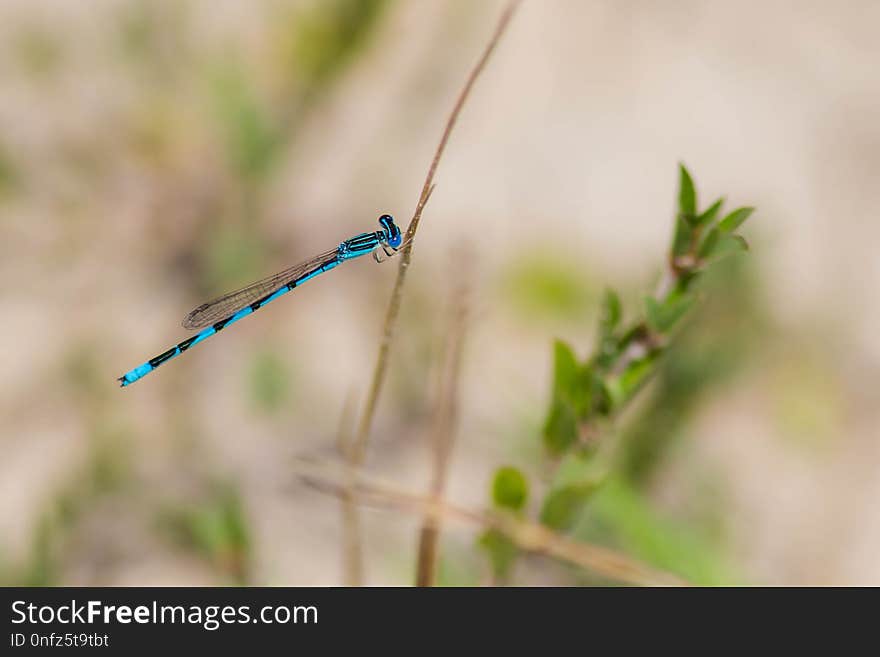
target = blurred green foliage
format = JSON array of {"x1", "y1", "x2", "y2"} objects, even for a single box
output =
[
  {"x1": 491, "y1": 466, "x2": 529, "y2": 511},
  {"x1": 618, "y1": 258, "x2": 759, "y2": 483},
  {"x1": 116, "y1": 0, "x2": 189, "y2": 78},
  {"x1": 573, "y1": 476, "x2": 734, "y2": 585},
  {"x1": 194, "y1": 0, "x2": 392, "y2": 302},
  {"x1": 481, "y1": 164, "x2": 756, "y2": 584},
  {"x1": 13, "y1": 25, "x2": 63, "y2": 78},
  {"x1": 540, "y1": 451, "x2": 602, "y2": 531},
  {"x1": 542, "y1": 340, "x2": 611, "y2": 455},
  {"x1": 13, "y1": 431, "x2": 132, "y2": 586},
  {"x1": 159, "y1": 483, "x2": 252, "y2": 585},
  {"x1": 0, "y1": 0, "x2": 784, "y2": 588},
  {"x1": 207, "y1": 0, "x2": 391, "y2": 187},
  {"x1": 280, "y1": 0, "x2": 390, "y2": 95},
  {"x1": 0, "y1": 339, "x2": 139, "y2": 586},
  {"x1": 24, "y1": 518, "x2": 60, "y2": 587},
  {"x1": 435, "y1": 548, "x2": 482, "y2": 587},
  {"x1": 0, "y1": 142, "x2": 21, "y2": 201},
  {"x1": 202, "y1": 221, "x2": 268, "y2": 295},
  {"x1": 63, "y1": 342, "x2": 110, "y2": 406},
  {"x1": 501, "y1": 254, "x2": 600, "y2": 323},
  {"x1": 478, "y1": 528, "x2": 518, "y2": 583},
  {"x1": 769, "y1": 346, "x2": 842, "y2": 449},
  {"x1": 479, "y1": 465, "x2": 530, "y2": 582},
  {"x1": 248, "y1": 347, "x2": 293, "y2": 414},
  {"x1": 3, "y1": 0, "x2": 399, "y2": 588},
  {"x1": 211, "y1": 66, "x2": 283, "y2": 184}
]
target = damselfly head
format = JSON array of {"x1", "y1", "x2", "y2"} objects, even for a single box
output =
[{"x1": 378, "y1": 214, "x2": 402, "y2": 248}]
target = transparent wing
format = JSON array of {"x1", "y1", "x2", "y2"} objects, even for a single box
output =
[{"x1": 182, "y1": 248, "x2": 339, "y2": 329}]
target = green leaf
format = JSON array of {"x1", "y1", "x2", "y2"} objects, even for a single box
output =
[
  {"x1": 718, "y1": 207, "x2": 753, "y2": 234},
  {"x1": 644, "y1": 297, "x2": 662, "y2": 331},
  {"x1": 491, "y1": 466, "x2": 529, "y2": 511},
  {"x1": 599, "y1": 288, "x2": 622, "y2": 334},
  {"x1": 543, "y1": 341, "x2": 594, "y2": 453},
  {"x1": 596, "y1": 289, "x2": 623, "y2": 369},
  {"x1": 550, "y1": 340, "x2": 580, "y2": 397},
  {"x1": 540, "y1": 486, "x2": 593, "y2": 531},
  {"x1": 671, "y1": 214, "x2": 692, "y2": 258},
  {"x1": 591, "y1": 373, "x2": 613, "y2": 416},
  {"x1": 479, "y1": 529, "x2": 518, "y2": 582},
  {"x1": 608, "y1": 355, "x2": 658, "y2": 406},
  {"x1": 585, "y1": 477, "x2": 736, "y2": 585},
  {"x1": 696, "y1": 197, "x2": 724, "y2": 227},
  {"x1": 677, "y1": 163, "x2": 697, "y2": 219},
  {"x1": 540, "y1": 452, "x2": 603, "y2": 530},
  {"x1": 619, "y1": 356, "x2": 656, "y2": 395},
  {"x1": 730, "y1": 234, "x2": 749, "y2": 251},
  {"x1": 698, "y1": 227, "x2": 720, "y2": 259},
  {"x1": 552, "y1": 451, "x2": 603, "y2": 489},
  {"x1": 707, "y1": 234, "x2": 749, "y2": 262},
  {"x1": 645, "y1": 294, "x2": 694, "y2": 333},
  {"x1": 543, "y1": 399, "x2": 578, "y2": 454}
]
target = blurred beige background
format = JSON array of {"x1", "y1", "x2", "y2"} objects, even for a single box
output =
[{"x1": 1, "y1": 0, "x2": 878, "y2": 585}]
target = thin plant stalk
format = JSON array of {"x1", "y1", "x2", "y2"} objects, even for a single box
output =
[
  {"x1": 300, "y1": 458, "x2": 687, "y2": 587},
  {"x1": 341, "y1": 0, "x2": 521, "y2": 585},
  {"x1": 415, "y1": 268, "x2": 470, "y2": 586}
]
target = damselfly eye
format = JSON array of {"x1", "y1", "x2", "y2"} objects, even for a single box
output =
[{"x1": 378, "y1": 214, "x2": 400, "y2": 247}]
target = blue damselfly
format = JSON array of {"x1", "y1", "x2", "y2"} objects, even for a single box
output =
[{"x1": 118, "y1": 215, "x2": 403, "y2": 387}]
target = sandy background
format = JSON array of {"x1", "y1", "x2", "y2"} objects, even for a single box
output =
[{"x1": 1, "y1": 0, "x2": 878, "y2": 585}]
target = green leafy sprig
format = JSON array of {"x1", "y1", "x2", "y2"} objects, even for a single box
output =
[{"x1": 480, "y1": 164, "x2": 754, "y2": 579}]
